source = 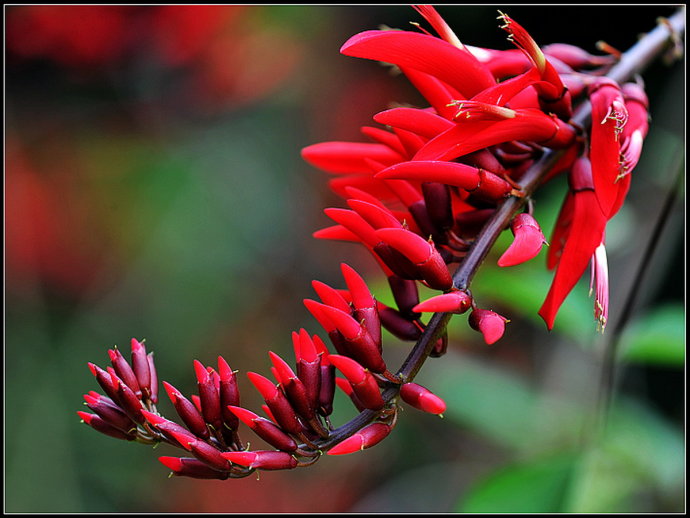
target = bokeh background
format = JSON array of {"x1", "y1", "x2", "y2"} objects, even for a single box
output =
[{"x1": 5, "y1": 5, "x2": 685, "y2": 513}]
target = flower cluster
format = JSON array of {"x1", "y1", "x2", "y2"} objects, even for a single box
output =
[
  {"x1": 78, "y1": 6, "x2": 658, "y2": 479},
  {"x1": 303, "y1": 6, "x2": 649, "y2": 334}
]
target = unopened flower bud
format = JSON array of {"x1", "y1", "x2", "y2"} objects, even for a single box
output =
[
  {"x1": 327, "y1": 422, "x2": 392, "y2": 455},
  {"x1": 221, "y1": 450, "x2": 297, "y2": 471},
  {"x1": 159, "y1": 456, "x2": 230, "y2": 480},
  {"x1": 399, "y1": 382, "x2": 446, "y2": 415},
  {"x1": 468, "y1": 309, "x2": 510, "y2": 345}
]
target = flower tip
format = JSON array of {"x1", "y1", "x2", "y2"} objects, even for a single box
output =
[
  {"x1": 193, "y1": 359, "x2": 209, "y2": 383},
  {"x1": 221, "y1": 451, "x2": 257, "y2": 467},
  {"x1": 327, "y1": 435, "x2": 364, "y2": 455},
  {"x1": 130, "y1": 338, "x2": 145, "y2": 353},
  {"x1": 77, "y1": 410, "x2": 93, "y2": 423},
  {"x1": 158, "y1": 456, "x2": 183, "y2": 472},
  {"x1": 247, "y1": 371, "x2": 279, "y2": 400},
  {"x1": 328, "y1": 354, "x2": 367, "y2": 385},
  {"x1": 226, "y1": 405, "x2": 258, "y2": 427}
]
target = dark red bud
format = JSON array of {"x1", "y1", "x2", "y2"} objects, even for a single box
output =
[
  {"x1": 422, "y1": 182, "x2": 454, "y2": 231},
  {"x1": 387, "y1": 275, "x2": 420, "y2": 318},
  {"x1": 78, "y1": 411, "x2": 137, "y2": 441},
  {"x1": 88, "y1": 363, "x2": 122, "y2": 405},
  {"x1": 269, "y1": 352, "x2": 315, "y2": 422},
  {"x1": 130, "y1": 339, "x2": 151, "y2": 400},
  {"x1": 221, "y1": 451, "x2": 297, "y2": 470},
  {"x1": 228, "y1": 406, "x2": 298, "y2": 452},
  {"x1": 329, "y1": 355, "x2": 385, "y2": 411},
  {"x1": 186, "y1": 438, "x2": 232, "y2": 472},
  {"x1": 375, "y1": 228, "x2": 452, "y2": 291},
  {"x1": 455, "y1": 208, "x2": 496, "y2": 238},
  {"x1": 378, "y1": 305, "x2": 424, "y2": 341},
  {"x1": 335, "y1": 377, "x2": 366, "y2": 412},
  {"x1": 218, "y1": 356, "x2": 241, "y2": 432},
  {"x1": 115, "y1": 377, "x2": 145, "y2": 424},
  {"x1": 194, "y1": 360, "x2": 223, "y2": 432},
  {"x1": 163, "y1": 381, "x2": 210, "y2": 439},
  {"x1": 318, "y1": 364, "x2": 336, "y2": 417},
  {"x1": 247, "y1": 372, "x2": 303, "y2": 435},
  {"x1": 83, "y1": 393, "x2": 136, "y2": 434},
  {"x1": 108, "y1": 347, "x2": 141, "y2": 397},
  {"x1": 146, "y1": 352, "x2": 159, "y2": 404},
  {"x1": 141, "y1": 409, "x2": 197, "y2": 448},
  {"x1": 159, "y1": 456, "x2": 230, "y2": 480}
]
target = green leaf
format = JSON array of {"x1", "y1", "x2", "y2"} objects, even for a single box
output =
[
  {"x1": 618, "y1": 305, "x2": 685, "y2": 365},
  {"x1": 457, "y1": 453, "x2": 578, "y2": 513},
  {"x1": 425, "y1": 353, "x2": 539, "y2": 450},
  {"x1": 565, "y1": 400, "x2": 685, "y2": 513}
]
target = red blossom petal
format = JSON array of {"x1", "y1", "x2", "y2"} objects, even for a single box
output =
[
  {"x1": 373, "y1": 107, "x2": 454, "y2": 139},
  {"x1": 538, "y1": 189, "x2": 607, "y2": 330},
  {"x1": 400, "y1": 67, "x2": 460, "y2": 119},
  {"x1": 589, "y1": 79, "x2": 628, "y2": 217},
  {"x1": 414, "y1": 109, "x2": 574, "y2": 162},
  {"x1": 301, "y1": 141, "x2": 403, "y2": 175},
  {"x1": 340, "y1": 30, "x2": 495, "y2": 98}
]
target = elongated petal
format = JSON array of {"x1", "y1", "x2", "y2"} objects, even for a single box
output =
[
  {"x1": 302, "y1": 141, "x2": 403, "y2": 175},
  {"x1": 589, "y1": 79, "x2": 628, "y2": 217},
  {"x1": 415, "y1": 110, "x2": 573, "y2": 162},
  {"x1": 374, "y1": 107, "x2": 454, "y2": 139},
  {"x1": 538, "y1": 189, "x2": 607, "y2": 330},
  {"x1": 347, "y1": 199, "x2": 402, "y2": 230},
  {"x1": 130, "y1": 339, "x2": 151, "y2": 399},
  {"x1": 360, "y1": 125, "x2": 407, "y2": 156},
  {"x1": 547, "y1": 191, "x2": 575, "y2": 271},
  {"x1": 376, "y1": 160, "x2": 513, "y2": 201},
  {"x1": 341, "y1": 30, "x2": 495, "y2": 97}
]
